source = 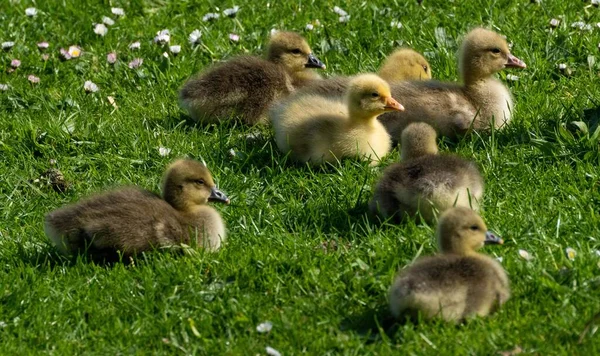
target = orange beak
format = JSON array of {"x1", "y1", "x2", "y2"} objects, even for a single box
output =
[{"x1": 383, "y1": 96, "x2": 405, "y2": 112}]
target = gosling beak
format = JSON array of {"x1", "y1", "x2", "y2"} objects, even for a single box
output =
[
  {"x1": 505, "y1": 53, "x2": 526, "y2": 69},
  {"x1": 383, "y1": 96, "x2": 405, "y2": 112},
  {"x1": 484, "y1": 231, "x2": 504, "y2": 245},
  {"x1": 305, "y1": 53, "x2": 326, "y2": 69},
  {"x1": 209, "y1": 187, "x2": 230, "y2": 204}
]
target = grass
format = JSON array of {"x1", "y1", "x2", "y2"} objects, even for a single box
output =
[{"x1": 1, "y1": 0, "x2": 600, "y2": 354}]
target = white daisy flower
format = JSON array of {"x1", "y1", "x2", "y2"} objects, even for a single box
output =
[
  {"x1": 170, "y1": 45, "x2": 181, "y2": 54},
  {"x1": 94, "y1": 23, "x2": 108, "y2": 36},
  {"x1": 391, "y1": 20, "x2": 403, "y2": 29},
  {"x1": 10, "y1": 59, "x2": 21, "y2": 68},
  {"x1": 129, "y1": 41, "x2": 141, "y2": 50},
  {"x1": 518, "y1": 249, "x2": 534, "y2": 261},
  {"x1": 2, "y1": 41, "x2": 15, "y2": 50},
  {"x1": 229, "y1": 33, "x2": 240, "y2": 42},
  {"x1": 305, "y1": 23, "x2": 314, "y2": 31},
  {"x1": 506, "y1": 74, "x2": 519, "y2": 81},
  {"x1": 558, "y1": 63, "x2": 567, "y2": 70},
  {"x1": 111, "y1": 8, "x2": 125, "y2": 17},
  {"x1": 189, "y1": 29, "x2": 202, "y2": 45},
  {"x1": 25, "y1": 8, "x2": 37, "y2": 17},
  {"x1": 266, "y1": 346, "x2": 281, "y2": 356},
  {"x1": 549, "y1": 19, "x2": 560, "y2": 28},
  {"x1": 0, "y1": 84, "x2": 9, "y2": 91},
  {"x1": 339, "y1": 15, "x2": 350, "y2": 23},
  {"x1": 68, "y1": 45, "x2": 81, "y2": 58},
  {"x1": 37, "y1": 42, "x2": 49, "y2": 50},
  {"x1": 84, "y1": 80, "x2": 99, "y2": 93},
  {"x1": 223, "y1": 6, "x2": 240, "y2": 17},
  {"x1": 256, "y1": 321, "x2": 273, "y2": 333},
  {"x1": 154, "y1": 29, "x2": 171, "y2": 44},
  {"x1": 158, "y1": 146, "x2": 171, "y2": 156},
  {"x1": 270, "y1": 28, "x2": 278, "y2": 36},
  {"x1": 565, "y1": 247, "x2": 576, "y2": 261},
  {"x1": 333, "y1": 6, "x2": 348, "y2": 16},
  {"x1": 128, "y1": 58, "x2": 143, "y2": 69},
  {"x1": 102, "y1": 16, "x2": 115, "y2": 26},
  {"x1": 28, "y1": 75, "x2": 40, "y2": 84},
  {"x1": 106, "y1": 52, "x2": 117, "y2": 64},
  {"x1": 203, "y1": 13, "x2": 220, "y2": 22}
]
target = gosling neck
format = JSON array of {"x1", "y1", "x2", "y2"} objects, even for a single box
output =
[{"x1": 401, "y1": 142, "x2": 438, "y2": 161}]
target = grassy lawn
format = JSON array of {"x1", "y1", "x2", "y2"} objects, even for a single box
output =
[{"x1": 1, "y1": 0, "x2": 599, "y2": 354}]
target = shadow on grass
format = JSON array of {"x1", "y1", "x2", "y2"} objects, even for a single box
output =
[{"x1": 340, "y1": 304, "x2": 406, "y2": 343}]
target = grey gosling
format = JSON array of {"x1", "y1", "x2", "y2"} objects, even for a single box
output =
[
  {"x1": 179, "y1": 31, "x2": 325, "y2": 125},
  {"x1": 380, "y1": 28, "x2": 526, "y2": 139},
  {"x1": 44, "y1": 159, "x2": 229, "y2": 259},
  {"x1": 370, "y1": 122, "x2": 483, "y2": 223},
  {"x1": 389, "y1": 207, "x2": 509, "y2": 322}
]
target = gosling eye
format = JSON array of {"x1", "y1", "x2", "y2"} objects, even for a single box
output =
[
  {"x1": 490, "y1": 48, "x2": 501, "y2": 54},
  {"x1": 291, "y1": 48, "x2": 302, "y2": 55},
  {"x1": 469, "y1": 225, "x2": 480, "y2": 231},
  {"x1": 194, "y1": 179, "x2": 205, "y2": 185},
  {"x1": 371, "y1": 92, "x2": 380, "y2": 98},
  {"x1": 422, "y1": 65, "x2": 428, "y2": 72}
]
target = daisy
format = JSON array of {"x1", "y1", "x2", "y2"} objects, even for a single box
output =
[
  {"x1": 169, "y1": 45, "x2": 181, "y2": 54},
  {"x1": 102, "y1": 16, "x2": 115, "y2": 26},
  {"x1": 0, "y1": 84, "x2": 9, "y2": 91},
  {"x1": 158, "y1": 147, "x2": 171, "y2": 157},
  {"x1": 28, "y1": 75, "x2": 40, "y2": 84},
  {"x1": 94, "y1": 23, "x2": 108, "y2": 36},
  {"x1": 25, "y1": 8, "x2": 37, "y2": 17},
  {"x1": 37, "y1": 42, "x2": 49, "y2": 50},
  {"x1": 128, "y1": 58, "x2": 143, "y2": 69},
  {"x1": 10, "y1": 59, "x2": 21, "y2": 68},
  {"x1": 223, "y1": 6, "x2": 240, "y2": 17},
  {"x1": 305, "y1": 23, "x2": 314, "y2": 31},
  {"x1": 256, "y1": 321, "x2": 273, "y2": 333},
  {"x1": 154, "y1": 29, "x2": 170, "y2": 44},
  {"x1": 68, "y1": 45, "x2": 81, "y2": 58},
  {"x1": 189, "y1": 29, "x2": 202, "y2": 45},
  {"x1": 129, "y1": 41, "x2": 141, "y2": 50},
  {"x1": 107, "y1": 52, "x2": 117, "y2": 64},
  {"x1": 229, "y1": 33, "x2": 240, "y2": 42},
  {"x1": 84, "y1": 80, "x2": 99, "y2": 93},
  {"x1": 203, "y1": 13, "x2": 220, "y2": 21},
  {"x1": 111, "y1": 8, "x2": 125, "y2": 17},
  {"x1": 2, "y1": 41, "x2": 15, "y2": 50}
]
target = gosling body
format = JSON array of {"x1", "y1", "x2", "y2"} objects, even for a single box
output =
[
  {"x1": 389, "y1": 207, "x2": 509, "y2": 322},
  {"x1": 44, "y1": 159, "x2": 229, "y2": 258},
  {"x1": 370, "y1": 123, "x2": 483, "y2": 223},
  {"x1": 380, "y1": 28, "x2": 526, "y2": 139},
  {"x1": 270, "y1": 74, "x2": 402, "y2": 165},
  {"x1": 179, "y1": 32, "x2": 325, "y2": 125}
]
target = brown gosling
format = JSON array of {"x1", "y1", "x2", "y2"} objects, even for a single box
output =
[
  {"x1": 389, "y1": 207, "x2": 509, "y2": 322},
  {"x1": 178, "y1": 31, "x2": 325, "y2": 125},
  {"x1": 370, "y1": 122, "x2": 483, "y2": 223},
  {"x1": 270, "y1": 74, "x2": 403, "y2": 165},
  {"x1": 380, "y1": 28, "x2": 526, "y2": 140},
  {"x1": 44, "y1": 159, "x2": 230, "y2": 259}
]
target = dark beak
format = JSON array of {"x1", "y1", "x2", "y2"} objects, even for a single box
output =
[
  {"x1": 484, "y1": 231, "x2": 504, "y2": 245},
  {"x1": 306, "y1": 53, "x2": 326, "y2": 69},
  {"x1": 505, "y1": 53, "x2": 526, "y2": 69},
  {"x1": 209, "y1": 187, "x2": 230, "y2": 204}
]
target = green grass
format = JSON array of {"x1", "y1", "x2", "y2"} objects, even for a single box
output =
[{"x1": 1, "y1": 0, "x2": 600, "y2": 354}]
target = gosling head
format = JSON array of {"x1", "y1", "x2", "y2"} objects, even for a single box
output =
[
  {"x1": 267, "y1": 31, "x2": 325, "y2": 75},
  {"x1": 162, "y1": 159, "x2": 229, "y2": 211},
  {"x1": 459, "y1": 28, "x2": 526, "y2": 84},
  {"x1": 379, "y1": 48, "x2": 432, "y2": 82},
  {"x1": 436, "y1": 207, "x2": 503, "y2": 256},
  {"x1": 346, "y1": 74, "x2": 404, "y2": 120},
  {"x1": 400, "y1": 122, "x2": 439, "y2": 161}
]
